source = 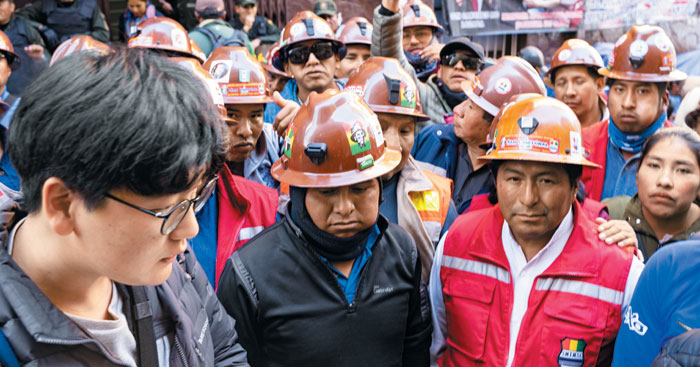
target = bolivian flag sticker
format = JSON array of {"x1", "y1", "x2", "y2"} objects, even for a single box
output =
[{"x1": 558, "y1": 337, "x2": 585, "y2": 367}]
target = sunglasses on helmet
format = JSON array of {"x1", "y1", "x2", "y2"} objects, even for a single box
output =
[
  {"x1": 286, "y1": 42, "x2": 336, "y2": 65},
  {"x1": 440, "y1": 53, "x2": 483, "y2": 70}
]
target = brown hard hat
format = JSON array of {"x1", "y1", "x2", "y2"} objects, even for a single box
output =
[
  {"x1": 338, "y1": 17, "x2": 372, "y2": 46},
  {"x1": 261, "y1": 40, "x2": 290, "y2": 77},
  {"x1": 203, "y1": 46, "x2": 272, "y2": 105},
  {"x1": 345, "y1": 56, "x2": 429, "y2": 121},
  {"x1": 480, "y1": 94, "x2": 599, "y2": 168},
  {"x1": 171, "y1": 57, "x2": 227, "y2": 118},
  {"x1": 50, "y1": 35, "x2": 111, "y2": 66},
  {"x1": 402, "y1": 1, "x2": 443, "y2": 36},
  {"x1": 600, "y1": 25, "x2": 686, "y2": 82},
  {"x1": 0, "y1": 30, "x2": 20, "y2": 70},
  {"x1": 544, "y1": 39, "x2": 604, "y2": 87},
  {"x1": 128, "y1": 17, "x2": 205, "y2": 63},
  {"x1": 271, "y1": 89, "x2": 401, "y2": 188},
  {"x1": 463, "y1": 56, "x2": 546, "y2": 117},
  {"x1": 272, "y1": 11, "x2": 343, "y2": 71}
]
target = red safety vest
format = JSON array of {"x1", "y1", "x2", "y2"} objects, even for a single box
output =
[
  {"x1": 439, "y1": 201, "x2": 633, "y2": 367},
  {"x1": 582, "y1": 119, "x2": 674, "y2": 201},
  {"x1": 215, "y1": 165, "x2": 278, "y2": 285}
]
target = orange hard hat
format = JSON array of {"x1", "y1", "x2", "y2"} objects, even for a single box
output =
[
  {"x1": 463, "y1": 56, "x2": 546, "y2": 117},
  {"x1": 271, "y1": 89, "x2": 401, "y2": 188},
  {"x1": 337, "y1": 17, "x2": 372, "y2": 46},
  {"x1": 261, "y1": 40, "x2": 290, "y2": 78},
  {"x1": 170, "y1": 57, "x2": 227, "y2": 118},
  {"x1": 544, "y1": 39, "x2": 604, "y2": 87},
  {"x1": 272, "y1": 11, "x2": 344, "y2": 71},
  {"x1": 402, "y1": 1, "x2": 443, "y2": 37},
  {"x1": 128, "y1": 17, "x2": 205, "y2": 64},
  {"x1": 50, "y1": 35, "x2": 111, "y2": 66},
  {"x1": 345, "y1": 56, "x2": 429, "y2": 120},
  {"x1": 0, "y1": 30, "x2": 20, "y2": 70},
  {"x1": 599, "y1": 25, "x2": 686, "y2": 82},
  {"x1": 480, "y1": 94, "x2": 599, "y2": 168},
  {"x1": 203, "y1": 46, "x2": 272, "y2": 105}
]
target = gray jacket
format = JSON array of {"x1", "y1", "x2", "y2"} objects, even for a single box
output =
[
  {"x1": 0, "y1": 245, "x2": 249, "y2": 366},
  {"x1": 371, "y1": 6, "x2": 451, "y2": 133}
]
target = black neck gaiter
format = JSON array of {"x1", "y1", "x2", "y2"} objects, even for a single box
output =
[
  {"x1": 437, "y1": 77, "x2": 467, "y2": 109},
  {"x1": 289, "y1": 186, "x2": 377, "y2": 262}
]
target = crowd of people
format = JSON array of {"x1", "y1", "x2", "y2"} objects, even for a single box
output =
[{"x1": 0, "y1": 0, "x2": 698, "y2": 365}]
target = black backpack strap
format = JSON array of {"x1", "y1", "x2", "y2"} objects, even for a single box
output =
[{"x1": 128, "y1": 286, "x2": 158, "y2": 367}]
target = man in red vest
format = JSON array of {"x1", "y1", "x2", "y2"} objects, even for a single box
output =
[
  {"x1": 581, "y1": 25, "x2": 686, "y2": 201},
  {"x1": 430, "y1": 94, "x2": 644, "y2": 367}
]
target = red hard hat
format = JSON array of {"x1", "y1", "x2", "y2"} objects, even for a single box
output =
[
  {"x1": 480, "y1": 94, "x2": 599, "y2": 168},
  {"x1": 128, "y1": 17, "x2": 205, "y2": 64},
  {"x1": 50, "y1": 35, "x2": 111, "y2": 66},
  {"x1": 272, "y1": 11, "x2": 344, "y2": 71},
  {"x1": 600, "y1": 25, "x2": 686, "y2": 82},
  {"x1": 337, "y1": 17, "x2": 372, "y2": 46},
  {"x1": 271, "y1": 89, "x2": 401, "y2": 188},
  {"x1": 0, "y1": 30, "x2": 20, "y2": 70},
  {"x1": 463, "y1": 56, "x2": 546, "y2": 117},
  {"x1": 544, "y1": 39, "x2": 604, "y2": 87},
  {"x1": 402, "y1": 1, "x2": 444, "y2": 37},
  {"x1": 203, "y1": 46, "x2": 272, "y2": 105},
  {"x1": 346, "y1": 56, "x2": 429, "y2": 120}
]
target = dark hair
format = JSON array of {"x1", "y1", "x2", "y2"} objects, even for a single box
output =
[
  {"x1": 640, "y1": 127, "x2": 700, "y2": 168},
  {"x1": 482, "y1": 110, "x2": 494, "y2": 124},
  {"x1": 550, "y1": 65, "x2": 601, "y2": 86},
  {"x1": 486, "y1": 160, "x2": 583, "y2": 204},
  {"x1": 8, "y1": 47, "x2": 227, "y2": 213}
]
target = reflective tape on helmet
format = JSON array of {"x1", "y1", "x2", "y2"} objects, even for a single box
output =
[
  {"x1": 535, "y1": 278, "x2": 624, "y2": 305},
  {"x1": 442, "y1": 255, "x2": 511, "y2": 284}
]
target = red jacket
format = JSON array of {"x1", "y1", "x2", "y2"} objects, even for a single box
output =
[
  {"x1": 214, "y1": 165, "x2": 278, "y2": 285},
  {"x1": 582, "y1": 119, "x2": 673, "y2": 201},
  {"x1": 439, "y1": 202, "x2": 633, "y2": 367}
]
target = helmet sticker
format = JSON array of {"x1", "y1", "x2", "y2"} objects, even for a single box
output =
[
  {"x1": 500, "y1": 135, "x2": 559, "y2": 154},
  {"x1": 345, "y1": 84, "x2": 365, "y2": 97},
  {"x1": 239, "y1": 69, "x2": 250, "y2": 83},
  {"x1": 400, "y1": 85, "x2": 416, "y2": 108},
  {"x1": 629, "y1": 40, "x2": 648, "y2": 58},
  {"x1": 654, "y1": 35, "x2": 671, "y2": 53},
  {"x1": 558, "y1": 49, "x2": 572, "y2": 62},
  {"x1": 369, "y1": 115, "x2": 385, "y2": 147},
  {"x1": 170, "y1": 29, "x2": 188, "y2": 51},
  {"x1": 290, "y1": 23, "x2": 305, "y2": 37},
  {"x1": 570, "y1": 131, "x2": 583, "y2": 158},
  {"x1": 209, "y1": 60, "x2": 231, "y2": 82},
  {"x1": 221, "y1": 82, "x2": 266, "y2": 97},
  {"x1": 495, "y1": 78, "x2": 512, "y2": 95},
  {"x1": 358, "y1": 155, "x2": 375, "y2": 170},
  {"x1": 549, "y1": 139, "x2": 559, "y2": 153},
  {"x1": 283, "y1": 124, "x2": 295, "y2": 158},
  {"x1": 346, "y1": 122, "x2": 371, "y2": 155}
]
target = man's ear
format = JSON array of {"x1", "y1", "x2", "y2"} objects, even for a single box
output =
[
  {"x1": 41, "y1": 177, "x2": 77, "y2": 236},
  {"x1": 596, "y1": 77, "x2": 604, "y2": 92},
  {"x1": 283, "y1": 61, "x2": 290, "y2": 75}
]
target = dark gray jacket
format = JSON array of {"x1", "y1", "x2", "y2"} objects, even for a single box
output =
[
  {"x1": 371, "y1": 6, "x2": 451, "y2": 133},
  {"x1": 0, "y1": 246, "x2": 249, "y2": 366},
  {"x1": 653, "y1": 329, "x2": 700, "y2": 367}
]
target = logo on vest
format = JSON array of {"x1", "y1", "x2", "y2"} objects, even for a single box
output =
[
  {"x1": 558, "y1": 337, "x2": 585, "y2": 367},
  {"x1": 373, "y1": 285, "x2": 394, "y2": 294}
]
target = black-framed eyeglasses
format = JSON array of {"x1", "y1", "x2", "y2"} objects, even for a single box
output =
[
  {"x1": 104, "y1": 175, "x2": 218, "y2": 235},
  {"x1": 286, "y1": 41, "x2": 336, "y2": 65},
  {"x1": 440, "y1": 53, "x2": 483, "y2": 70}
]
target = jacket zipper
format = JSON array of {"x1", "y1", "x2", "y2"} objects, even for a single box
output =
[
  {"x1": 174, "y1": 334, "x2": 189, "y2": 367},
  {"x1": 37, "y1": 336, "x2": 132, "y2": 366}
]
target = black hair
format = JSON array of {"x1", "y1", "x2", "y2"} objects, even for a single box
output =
[
  {"x1": 482, "y1": 111, "x2": 494, "y2": 124},
  {"x1": 640, "y1": 127, "x2": 700, "y2": 169},
  {"x1": 549, "y1": 65, "x2": 601, "y2": 86},
  {"x1": 486, "y1": 160, "x2": 583, "y2": 204},
  {"x1": 8, "y1": 47, "x2": 227, "y2": 213}
]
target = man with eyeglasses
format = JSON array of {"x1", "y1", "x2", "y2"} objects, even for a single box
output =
[
  {"x1": 398, "y1": 1, "x2": 444, "y2": 83},
  {"x1": 0, "y1": 48, "x2": 249, "y2": 365},
  {"x1": 372, "y1": 0, "x2": 485, "y2": 132},
  {"x1": 263, "y1": 11, "x2": 346, "y2": 126}
]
